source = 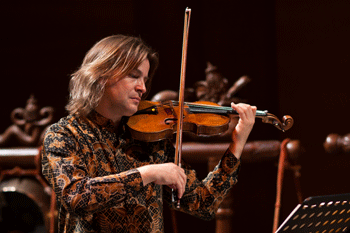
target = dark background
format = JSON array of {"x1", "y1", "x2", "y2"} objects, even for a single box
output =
[{"x1": 1, "y1": 1, "x2": 349, "y2": 232}]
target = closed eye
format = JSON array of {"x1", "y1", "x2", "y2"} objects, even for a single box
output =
[
  {"x1": 128, "y1": 72, "x2": 140, "y2": 79},
  {"x1": 128, "y1": 70, "x2": 149, "y2": 83}
]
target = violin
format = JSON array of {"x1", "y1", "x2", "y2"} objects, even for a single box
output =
[{"x1": 127, "y1": 100, "x2": 294, "y2": 142}]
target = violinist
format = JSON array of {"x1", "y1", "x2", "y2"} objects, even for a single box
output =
[{"x1": 41, "y1": 35, "x2": 257, "y2": 233}]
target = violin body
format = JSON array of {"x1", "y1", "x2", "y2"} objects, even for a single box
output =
[
  {"x1": 127, "y1": 100, "x2": 230, "y2": 142},
  {"x1": 127, "y1": 100, "x2": 294, "y2": 142}
]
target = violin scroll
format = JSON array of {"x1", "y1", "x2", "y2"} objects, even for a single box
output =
[{"x1": 260, "y1": 113, "x2": 294, "y2": 132}]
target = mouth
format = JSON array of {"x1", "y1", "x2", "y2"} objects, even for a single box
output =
[{"x1": 131, "y1": 96, "x2": 141, "y2": 103}]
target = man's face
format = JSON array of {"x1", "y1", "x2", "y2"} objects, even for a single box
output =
[{"x1": 98, "y1": 59, "x2": 150, "y2": 119}]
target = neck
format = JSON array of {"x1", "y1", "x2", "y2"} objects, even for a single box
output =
[{"x1": 94, "y1": 106, "x2": 122, "y2": 127}]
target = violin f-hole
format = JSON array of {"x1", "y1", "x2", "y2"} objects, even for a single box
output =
[
  {"x1": 164, "y1": 115, "x2": 186, "y2": 125},
  {"x1": 165, "y1": 118, "x2": 177, "y2": 125}
]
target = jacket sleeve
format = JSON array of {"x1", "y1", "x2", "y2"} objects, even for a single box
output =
[
  {"x1": 41, "y1": 125, "x2": 144, "y2": 216},
  {"x1": 163, "y1": 140, "x2": 241, "y2": 220}
]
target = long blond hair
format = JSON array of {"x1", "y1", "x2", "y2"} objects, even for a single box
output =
[{"x1": 66, "y1": 35, "x2": 159, "y2": 116}]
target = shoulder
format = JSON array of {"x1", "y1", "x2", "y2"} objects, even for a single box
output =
[
  {"x1": 43, "y1": 114, "x2": 83, "y2": 155},
  {"x1": 46, "y1": 114, "x2": 89, "y2": 135}
]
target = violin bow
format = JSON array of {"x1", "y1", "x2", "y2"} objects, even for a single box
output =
[{"x1": 173, "y1": 7, "x2": 191, "y2": 208}]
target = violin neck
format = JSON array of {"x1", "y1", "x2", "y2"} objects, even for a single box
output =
[{"x1": 186, "y1": 102, "x2": 268, "y2": 117}]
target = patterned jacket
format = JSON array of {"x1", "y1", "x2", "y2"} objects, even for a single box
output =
[{"x1": 41, "y1": 111, "x2": 241, "y2": 232}]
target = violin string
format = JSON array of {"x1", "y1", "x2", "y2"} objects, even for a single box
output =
[
  {"x1": 161, "y1": 100, "x2": 267, "y2": 116},
  {"x1": 165, "y1": 100, "x2": 232, "y2": 111}
]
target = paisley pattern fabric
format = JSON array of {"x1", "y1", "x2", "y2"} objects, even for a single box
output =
[{"x1": 41, "y1": 111, "x2": 241, "y2": 233}]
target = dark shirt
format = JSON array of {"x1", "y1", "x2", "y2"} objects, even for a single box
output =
[{"x1": 41, "y1": 111, "x2": 241, "y2": 232}]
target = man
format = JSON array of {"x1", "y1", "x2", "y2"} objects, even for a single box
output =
[{"x1": 42, "y1": 35, "x2": 257, "y2": 232}]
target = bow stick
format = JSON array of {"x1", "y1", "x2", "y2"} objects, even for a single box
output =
[{"x1": 173, "y1": 7, "x2": 191, "y2": 208}]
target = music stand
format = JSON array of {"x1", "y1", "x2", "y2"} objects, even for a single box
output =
[{"x1": 276, "y1": 193, "x2": 350, "y2": 233}]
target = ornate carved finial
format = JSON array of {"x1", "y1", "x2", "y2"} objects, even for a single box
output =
[
  {"x1": 151, "y1": 62, "x2": 250, "y2": 106},
  {"x1": 194, "y1": 62, "x2": 251, "y2": 106},
  {"x1": 0, "y1": 95, "x2": 54, "y2": 147},
  {"x1": 194, "y1": 62, "x2": 229, "y2": 103}
]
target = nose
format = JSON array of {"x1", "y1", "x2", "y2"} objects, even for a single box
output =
[{"x1": 136, "y1": 77, "x2": 147, "y2": 95}]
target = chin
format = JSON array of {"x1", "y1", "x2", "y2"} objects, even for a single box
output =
[
  {"x1": 123, "y1": 101, "x2": 139, "y2": 117},
  {"x1": 126, "y1": 108, "x2": 138, "y2": 117}
]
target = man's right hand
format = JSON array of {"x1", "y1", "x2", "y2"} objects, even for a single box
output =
[{"x1": 137, "y1": 163, "x2": 187, "y2": 199}]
